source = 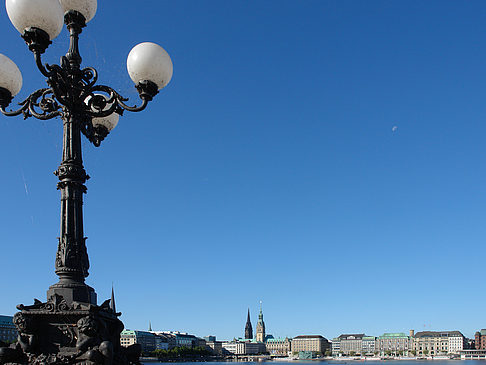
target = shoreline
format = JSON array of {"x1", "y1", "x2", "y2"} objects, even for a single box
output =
[{"x1": 141, "y1": 357, "x2": 466, "y2": 363}]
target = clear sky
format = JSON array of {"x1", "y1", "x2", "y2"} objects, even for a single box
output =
[{"x1": 1, "y1": 0, "x2": 486, "y2": 341}]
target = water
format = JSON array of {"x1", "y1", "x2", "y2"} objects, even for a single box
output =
[{"x1": 143, "y1": 361, "x2": 486, "y2": 365}]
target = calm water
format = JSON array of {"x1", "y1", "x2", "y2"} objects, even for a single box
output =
[{"x1": 143, "y1": 361, "x2": 486, "y2": 365}]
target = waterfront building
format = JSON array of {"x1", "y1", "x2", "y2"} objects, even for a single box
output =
[
  {"x1": 0, "y1": 315, "x2": 17, "y2": 344},
  {"x1": 376, "y1": 333, "x2": 410, "y2": 356},
  {"x1": 152, "y1": 332, "x2": 176, "y2": 349},
  {"x1": 411, "y1": 330, "x2": 466, "y2": 355},
  {"x1": 245, "y1": 309, "x2": 253, "y2": 339},
  {"x1": 120, "y1": 330, "x2": 156, "y2": 353},
  {"x1": 206, "y1": 340, "x2": 223, "y2": 355},
  {"x1": 176, "y1": 333, "x2": 197, "y2": 348},
  {"x1": 255, "y1": 305, "x2": 266, "y2": 343},
  {"x1": 460, "y1": 349, "x2": 486, "y2": 360},
  {"x1": 362, "y1": 336, "x2": 376, "y2": 355},
  {"x1": 266, "y1": 337, "x2": 291, "y2": 356},
  {"x1": 334, "y1": 334, "x2": 365, "y2": 355},
  {"x1": 331, "y1": 338, "x2": 341, "y2": 356},
  {"x1": 448, "y1": 332, "x2": 466, "y2": 354},
  {"x1": 222, "y1": 339, "x2": 265, "y2": 355},
  {"x1": 476, "y1": 329, "x2": 486, "y2": 349},
  {"x1": 154, "y1": 335, "x2": 169, "y2": 350},
  {"x1": 291, "y1": 335, "x2": 331, "y2": 355},
  {"x1": 196, "y1": 337, "x2": 207, "y2": 347}
]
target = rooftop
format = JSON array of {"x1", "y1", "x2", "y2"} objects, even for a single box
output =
[
  {"x1": 378, "y1": 333, "x2": 409, "y2": 339},
  {"x1": 338, "y1": 334, "x2": 365, "y2": 340},
  {"x1": 266, "y1": 338, "x2": 289, "y2": 343},
  {"x1": 414, "y1": 331, "x2": 463, "y2": 338}
]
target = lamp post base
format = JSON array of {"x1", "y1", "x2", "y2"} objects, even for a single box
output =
[
  {"x1": 47, "y1": 282, "x2": 97, "y2": 306},
  {"x1": 0, "y1": 295, "x2": 141, "y2": 365}
]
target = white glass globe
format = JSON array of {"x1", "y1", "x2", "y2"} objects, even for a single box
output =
[
  {"x1": 93, "y1": 112, "x2": 119, "y2": 131},
  {"x1": 127, "y1": 42, "x2": 173, "y2": 90},
  {"x1": 6, "y1": 0, "x2": 64, "y2": 40},
  {"x1": 85, "y1": 94, "x2": 119, "y2": 131},
  {"x1": 59, "y1": 0, "x2": 97, "y2": 22},
  {"x1": 0, "y1": 54, "x2": 23, "y2": 96}
]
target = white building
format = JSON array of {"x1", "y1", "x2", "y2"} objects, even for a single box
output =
[
  {"x1": 222, "y1": 340, "x2": 265, "y2": 355},
  {"x1": 362, "y1": 336, "x2": 376, "y2": 355},
  {"x1": 412, "y1": 330, "x2": 466, "y2": 356},
  {"x1": 448, "y1": 332, "x2": 466, "y2": 354},
  {"x1": 332, "y1": 339, "x2": 341, "y2": 356}
]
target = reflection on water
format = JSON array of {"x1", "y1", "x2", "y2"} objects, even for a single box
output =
[{"x1": 143, "y1": 361, "x2": 485, "y2": 365}]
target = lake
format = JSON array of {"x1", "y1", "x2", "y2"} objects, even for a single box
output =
[{"x1": 143, "y1": 361, "x2": 485, "y2": 365}]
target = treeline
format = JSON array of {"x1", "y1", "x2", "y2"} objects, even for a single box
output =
[{"x1": 150, "y1": 346, "x2": 214, "y2": 360}]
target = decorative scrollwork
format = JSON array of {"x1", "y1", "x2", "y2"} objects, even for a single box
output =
[
  {"x1": 84, "y1": 84, "x2": 148, "y2": 118},
  {"x1": 0, "y1": 88, "x2": 62, "y2": 120},
  {"x1": 1, "y1": 31, "x2": 157, "y2": 147},
  {"x1": 82, "y1": 67, "x2": 98, "y2": 88}
]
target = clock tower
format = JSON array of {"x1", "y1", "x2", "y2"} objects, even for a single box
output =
[{"x1": 255, "y1": 302, "x2": 266, "y2": 342}]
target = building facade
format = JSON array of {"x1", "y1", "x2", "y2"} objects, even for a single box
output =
[
  {"x1": 331, "y1": 339, "x2": 341, "y2": 356},
  {"x1": 120, "y1": 330, "x2": 156, "y2": 353},
  {"x1": 411, "y1": 331, "x2": 465, "y2": 356},
  {"x1": 206, "y1": 340, "x2": 223, "y2": 355},
  {"x1": 376, "y1": 333, "x2": 410, "y2": 355},
  {"x1": 222, "y1": 340, "x2": 265, "y2": 355},
  {"x1": 0, "y1": 316, "x2": 17, "y2": 344},
  {"x1": 362, "y1": 336, "x2": 376, "y2": 355},
  {"x1": 448, "y1": 332, "x2": 466, "y2": 354},
  {"x1": 460, "y1": 349, "x2": 486, "y2": 360},
  {"x1": 334, "y1": 334, "x2": 365, "y2": 355},
  {"x1": 291, "y1": 335, "x2": 331, "y2": 354},
  {"x1": 476, "y1": 330, "x2": 486, "y2": 350},
  {"x1": 266, "y1": 338, "x2": 291, "y2": 356}
]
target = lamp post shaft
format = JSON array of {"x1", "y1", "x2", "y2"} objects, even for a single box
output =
[{"x1": 47, "y1": 111, "x2": 96, "y2": 304}]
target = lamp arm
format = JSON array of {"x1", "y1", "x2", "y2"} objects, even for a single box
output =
[
  {"x1": 0, "y1": 88, "x2": 61, "y2": 120},
  {"x1": 84, "y1": 85, "x2": 150, "y2": 118},
  {"x1": 34, "y1": 51, "x2": 54, "y2": 78}
]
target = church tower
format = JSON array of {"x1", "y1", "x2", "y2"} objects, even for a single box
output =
[
  {"x1": 255, "y1": 302, "x2": 265, "y2": 342},
  {"x1": 244, "y1": 308, "x2": 253, "y2": 339}
]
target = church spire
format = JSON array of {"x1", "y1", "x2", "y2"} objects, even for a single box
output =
[
  {"x1": 245, "y1": 308, "x2": 253, "y2": 339},
  {"x1": 149, "y1": 321, "x2": 152, "y2": 332},
  {"x1": 110, "y1": 284, "x2": 116, "y2": 313}
]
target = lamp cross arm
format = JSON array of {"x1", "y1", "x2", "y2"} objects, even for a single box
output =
[
  {"x1": 84, "y1": 84, "x2": 154, "y2": 118},
  {"x1": 0, "y1": 87, "x2": 62, "y2": 120}
]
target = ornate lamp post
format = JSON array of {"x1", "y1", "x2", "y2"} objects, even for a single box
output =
[{"x1": 0, "y1": 0, "x2": 172, "y2": 364}]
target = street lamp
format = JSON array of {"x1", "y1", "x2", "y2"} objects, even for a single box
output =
[{"x1": 0, "y1": 0, "x2": 172, "y2": 364}]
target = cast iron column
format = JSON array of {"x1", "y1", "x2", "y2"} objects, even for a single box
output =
[
  {"x1": 47, "y1": 13, "x2": 96, "y2": 304},
  {"x1": 47, "y1": 111, "x2": 96, "y2": 304}
]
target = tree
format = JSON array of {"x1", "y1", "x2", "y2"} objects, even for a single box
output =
[
  {"x1": 410, "y1": 350, "x2": 416, "y2": 356},
  {"x1": 349, "y1": 351, "x2": 356, "y2": 357},
  {"x1": 325, "y1": 350, "x2": 332, "y2": 357}
]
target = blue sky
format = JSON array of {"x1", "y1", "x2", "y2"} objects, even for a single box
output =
[{"x1": 1, "y1": 0, "x2": 486, "y2": 341}]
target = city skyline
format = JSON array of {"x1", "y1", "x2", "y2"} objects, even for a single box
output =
[
  {"x1": 118, "y1": 304, "x2": 483, "y2": 341},
  {"x1": 2, "y1": 0, "x2": 486, "y2": 341}
]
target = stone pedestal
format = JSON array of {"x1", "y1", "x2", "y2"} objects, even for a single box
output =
[{"x1": 0, "y1": 295, "x2": 141, "y2": 365}]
